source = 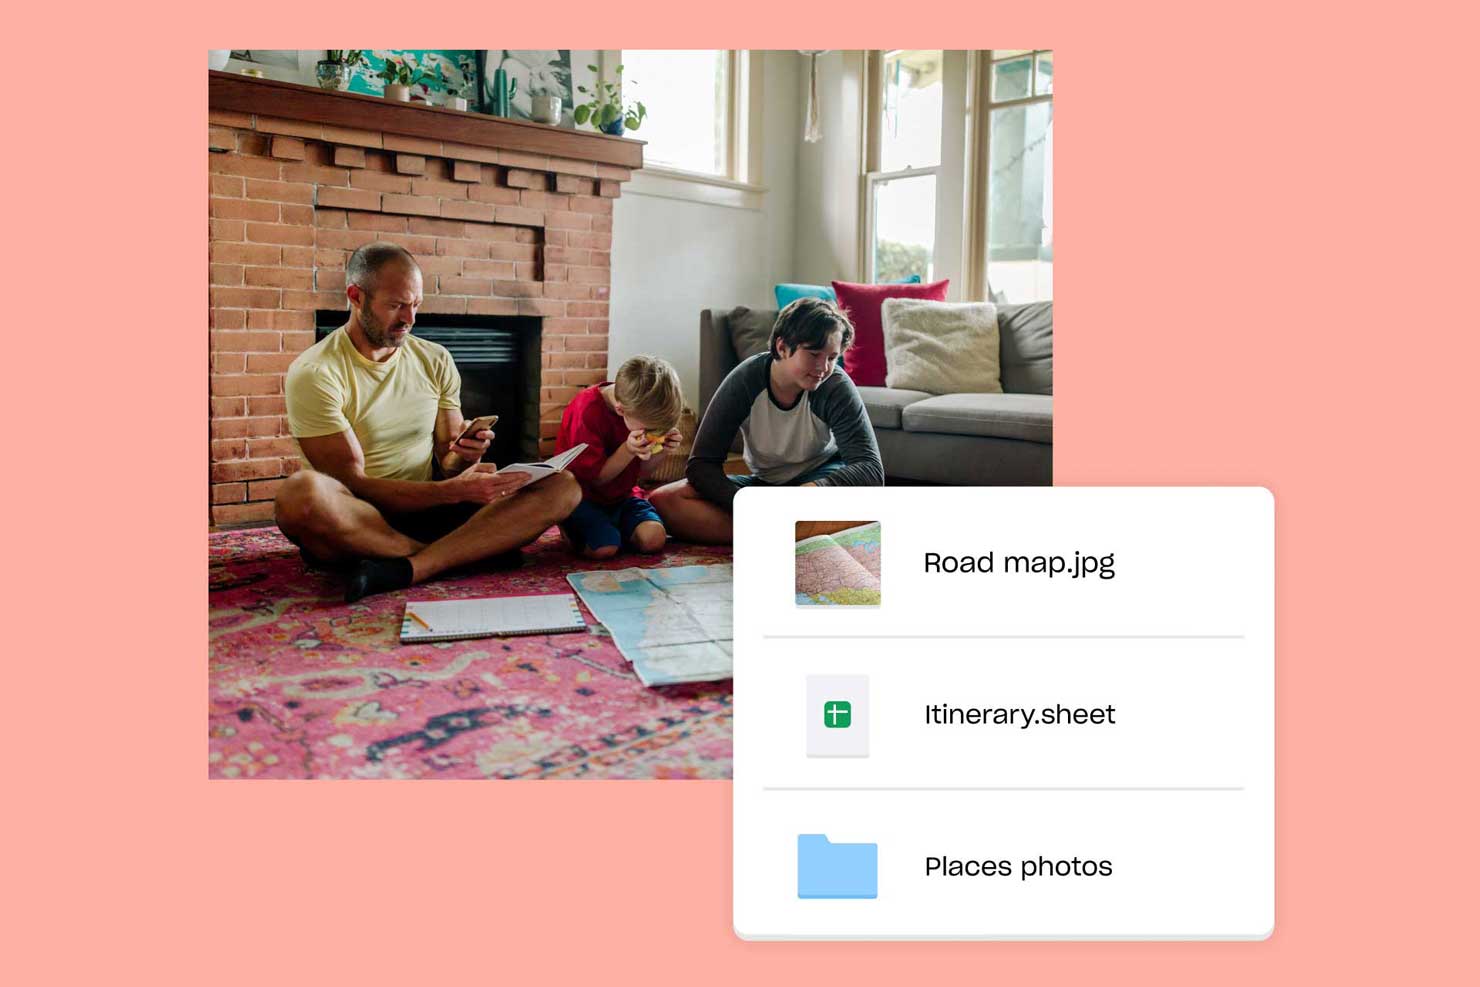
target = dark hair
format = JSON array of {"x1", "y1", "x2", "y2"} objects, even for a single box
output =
[
  {"x1": 345, "y1": 242, "x2": 419, "y2": 296},
  {"x1": 768, "y1": 296, "x2": 854, "y2": 358}
]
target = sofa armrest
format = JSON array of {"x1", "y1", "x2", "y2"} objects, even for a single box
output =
[{"x1": 699, "y1": 308, "x2": 740, "y2": 419}]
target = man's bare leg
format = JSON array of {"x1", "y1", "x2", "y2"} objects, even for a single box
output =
[
  {"x1": 407, "y1": 471, "x2": 581, "y2": 583},
  {"x1": 648, "y1": 479, "x2": 734, "y2": 544},
  {"x1": 274, "y1": 470, "x2": 422, "y2": 563}
]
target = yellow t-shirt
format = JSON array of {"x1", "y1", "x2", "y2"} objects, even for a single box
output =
[{"x1": 285, "y1": 327, "x2": 462, "y2": 481}]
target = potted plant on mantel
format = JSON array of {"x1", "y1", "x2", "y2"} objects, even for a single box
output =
[
  {"x1": 377, "y1": 53, "x2": 433, "y2": 102},
  {"x1": 437, "y1": 67, "x2": 469, "y2": 111},
  {"x1": 574, "y1": 63, "x2": 646, "y2": 136},
  {"x1": 317, "y1": 50, "x2": 365, "y2": 91},
  {"x1": 443, "y1": 85, "x2": 469, "y2": 112}
]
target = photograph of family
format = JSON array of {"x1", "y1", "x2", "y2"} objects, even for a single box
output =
[{"x1": 208, "y1": 49, "x2": 1053, "y2": 779}]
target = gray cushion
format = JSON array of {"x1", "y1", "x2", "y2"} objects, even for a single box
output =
[
  {"x1": 997, "y1": 301, "x2": 1052, "y2": 395},
  {"x1": 855, "y1": 386, "x2": 932, "y2": 429},
  {"x1": 728, "y1": 306, "x2": 778, "y2": 361},
  {"x1": 901, "y1": 393, "x2": 1053, "y2": 443},
  {"x1": 877, "y1": 428, "x2": 1052, "y2": 485}
]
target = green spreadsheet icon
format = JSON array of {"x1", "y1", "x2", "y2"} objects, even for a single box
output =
[{"x1": 823, "y1": 700, "x2": 852, "y2": 728}]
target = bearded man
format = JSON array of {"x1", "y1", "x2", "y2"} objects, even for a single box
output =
[{"x1": 272, "y1": 242, "x2": 579, "y2": 601}]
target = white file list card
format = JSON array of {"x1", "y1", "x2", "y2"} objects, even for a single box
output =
[{"x1": 732, "y1": 488, "x2": 1273, "y2": 940}]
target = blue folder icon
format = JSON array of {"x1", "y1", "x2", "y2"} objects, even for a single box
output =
[{"x1": 797, "y1": 834, "x2": 878, "y2": 899}]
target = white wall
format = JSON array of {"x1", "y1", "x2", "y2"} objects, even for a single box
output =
[
  {"x1": 793, "y1": 51, "x2": 865, "y2": 286},
  {"x1": 603, "y1": 52, "x2": 801, "y2": 406}
]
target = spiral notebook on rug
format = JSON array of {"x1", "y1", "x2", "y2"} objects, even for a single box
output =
[{"x1": 400, "y1": 593, "x2": 587, "y2": 643}]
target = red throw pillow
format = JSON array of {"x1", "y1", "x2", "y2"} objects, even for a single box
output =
[{"x1": 831, "y1": 278, "x2": 950, "y2": 387}]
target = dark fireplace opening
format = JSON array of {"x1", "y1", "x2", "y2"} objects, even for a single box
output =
[{"x1": 315, "y1": 312, "x2": 542, "y2": 467}]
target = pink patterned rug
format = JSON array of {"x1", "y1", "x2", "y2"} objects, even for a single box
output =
[{"x1": 209, "y1": 527, "x2": 733, "y2": 779}]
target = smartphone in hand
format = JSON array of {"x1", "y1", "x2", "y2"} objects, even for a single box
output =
[{"x1": 455, "y1": 414, "x2": 499, "y2": 445}]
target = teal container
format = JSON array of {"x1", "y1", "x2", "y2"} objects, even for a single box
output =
[{"x1": 491, "y1": 68, "x2": 512, "y2": 116}]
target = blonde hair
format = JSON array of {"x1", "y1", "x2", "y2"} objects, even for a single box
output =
[{"x1": 613, "y1": 356, "x2": 684, "y2": 432}]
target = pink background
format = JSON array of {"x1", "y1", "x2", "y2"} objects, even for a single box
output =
[{"x1": 10, "y1": 4, "x2": 1476, "y2": 982}]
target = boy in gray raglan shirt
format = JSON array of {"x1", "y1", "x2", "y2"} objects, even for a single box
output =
[{"x1": 649, "y1": 297, "x2": 883, "y2": 542}]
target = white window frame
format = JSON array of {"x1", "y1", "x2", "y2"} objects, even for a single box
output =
[
  {"x1": 964, "y1": 49, "x2": 1054, "y2": 301},
  {"x1": 859, "y1": 50, "x2": 966, "y2": 292},
  {"x1": 605, "y1": 50, "x2": 767, "y2": 210},
  {"x1": 862, "y1": 170, "x2": 939, "y2": 282}
]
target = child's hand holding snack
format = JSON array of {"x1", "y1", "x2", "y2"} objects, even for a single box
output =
[
  {"x1": 625, "y1": 427, "x2": 655, "y2": 460},
  {"x1": 645, "y1": 428, "x2": 682, "y2": 455}
]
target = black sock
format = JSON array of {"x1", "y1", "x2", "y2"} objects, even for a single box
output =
[{"x1": 344, "y1": 557, "x2": 414, "y2": 603}]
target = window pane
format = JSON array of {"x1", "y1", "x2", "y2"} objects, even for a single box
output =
[
  {"x1": 619, "y1": 50, "x2": 728, "y2": 175},
  {"x1": 873, "y1": 173, "x2": 936, "y2": 282},
  {"x1": 988, "y1": 102, "x2": 1053, "y2": 302},
  {"x1": 992, "y1": 56, "x2": 1032, "y2": 101},
  {"x1": 1035, "y1": 51, "x2": 1054, "y2": 95},
  {"x1": 880, "y1": 50, "x2": 943, "y2": 172}
]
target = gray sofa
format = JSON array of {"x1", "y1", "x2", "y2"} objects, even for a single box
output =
[{"x1": 698, "y1": 301, "x2": 1052, "y2": 485}]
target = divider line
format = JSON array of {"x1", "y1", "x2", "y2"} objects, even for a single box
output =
[
  {"x1": 761, "y1": 634, "x2": 1245, "y2": 640},
  {"x1": 762, "y1": 786, "x2": 1245, "y2": 792}
]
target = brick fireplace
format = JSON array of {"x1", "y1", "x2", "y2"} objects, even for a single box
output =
[{"x1": 207, "y1": 73, "x2": 641, "y2": 525}]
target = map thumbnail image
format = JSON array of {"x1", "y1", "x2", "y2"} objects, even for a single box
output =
[{"x1": 795, "y1": 522, "x2": 882, "y2": 606}]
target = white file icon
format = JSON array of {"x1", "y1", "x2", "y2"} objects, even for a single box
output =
[{"x1": 806, "y1": 675, "x2": 870, "y2": 757}]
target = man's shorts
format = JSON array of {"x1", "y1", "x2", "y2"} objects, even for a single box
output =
[
  {"x1": 381, "y1": 502, "x2": 482, "y2": 545},
  {"x1": 561, "y1": 496, "x2": 663, "y2": 552},
  {"x1": 728, "y1": 455, "x2": 848, "y2": 492},
  {"x1": 286, "y1": 486, "x2": 482, "y2": 571}
]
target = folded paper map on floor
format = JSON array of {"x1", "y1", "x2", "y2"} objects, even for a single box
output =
[
  {"x1": 566, "y1": 564, "x2": 733, "y2": 686},
  {"x1": 795, "y1": 522, "x2": 882, "y2": 606}
]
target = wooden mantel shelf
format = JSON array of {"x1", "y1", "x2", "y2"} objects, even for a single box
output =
[{"x1": 209, "y1": 71, "x2": 643, "y2": 170}]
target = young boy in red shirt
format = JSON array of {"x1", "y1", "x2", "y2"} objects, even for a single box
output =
[{"x1": 555, "y1": 356, "x2": 685, "y2": 558}]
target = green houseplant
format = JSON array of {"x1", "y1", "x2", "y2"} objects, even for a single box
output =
[
  {"x1": 450, "y1": 54, "x2": 478, "y2": 111},
  {"x1": 377, "y1": 53, "x2": 434, "y2": 102},
  {"x1": 574, "y1": 63, "x2": 646, "y2": 136},
  {"x1": 436, "y1": 66, "x2": 470, "y2": 111},
  {"x1": 317, "y1": 50, "x2": 365, "y2": 91}
]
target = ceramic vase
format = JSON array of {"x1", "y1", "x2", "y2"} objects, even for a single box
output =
[
  {"x1": 531, "y1": 93, "x2": 562, "y2": 125},
  {"x1": 316, "y1": 60, "x2": 349, "y2": 90}
]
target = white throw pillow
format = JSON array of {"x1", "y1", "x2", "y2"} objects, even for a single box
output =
[{"x1": 880, "y1": 297, "x2": 1002, "y2": 394}]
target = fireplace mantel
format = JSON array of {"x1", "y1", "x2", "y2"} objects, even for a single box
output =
[{"x1": 209, "y1": 71, "x2": 643, "y2": 169}]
